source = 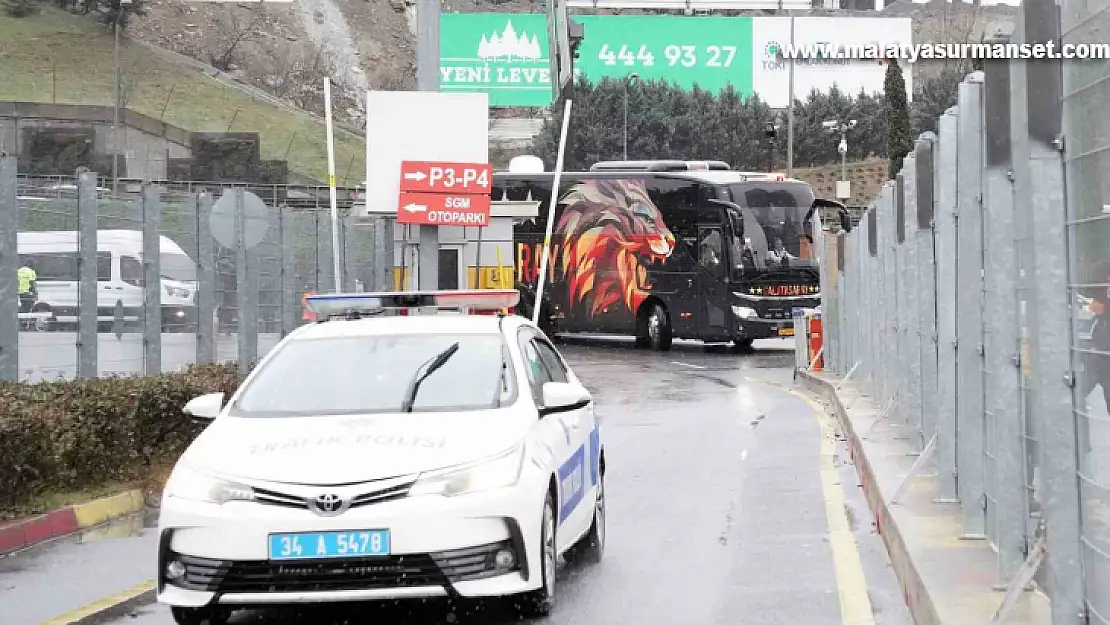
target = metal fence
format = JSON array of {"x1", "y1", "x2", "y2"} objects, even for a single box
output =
[
  {"x1": 818, "y1": 1, "x2": 1109, "y2": 622},
  {"x1": 0, "y1": 160, "x2": 395, "y2": 382}
]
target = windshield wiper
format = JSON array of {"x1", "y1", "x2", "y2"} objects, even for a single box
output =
[{"x1": 400, "y1": 342, "x2": 460, "y2": 413}]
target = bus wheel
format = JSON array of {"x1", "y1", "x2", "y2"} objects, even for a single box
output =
[
  {"x1": 645, "y1": 303, "x2": 673, "y2": 351},
  {"x1": 732, "y1": 339, "x2": 755, "y2": 353}
]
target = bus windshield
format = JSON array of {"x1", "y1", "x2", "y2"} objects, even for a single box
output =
[{"x1": 726, "y1": 183, "x2": 818, "y2": 280}]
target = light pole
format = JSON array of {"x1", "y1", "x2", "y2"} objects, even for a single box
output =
[
  {"x1": 622, "y1": 73, "x2": 639, "y2": 161},
  {"x1": 823, "y1": 118, "x2": 857, "y2": 201},
  {"x1": 112, "y1": 0, "x2": 132, "y2": 196}
]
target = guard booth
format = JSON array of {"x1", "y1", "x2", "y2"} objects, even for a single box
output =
[
  {"x1": 350, "y1": 192, "x2": 539, "y2": 292},
  {"x1": 389, "y1": 198, "x2": 539, "y2": 291}
]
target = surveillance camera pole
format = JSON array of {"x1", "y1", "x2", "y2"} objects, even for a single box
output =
[
  {"x1": 840, "y1": 125, "x2": 848, "y2": 186},
  {"x1": 825, "y1": 119, "x2": 853, "y2": 201}
]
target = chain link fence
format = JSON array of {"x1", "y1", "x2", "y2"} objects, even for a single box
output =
[
  {"x1": 0, "y1": 163, "x2": 395, "y2": 382},
  {"x1": 819, "y1": 1, "x2": 1107, "y2": 621}
]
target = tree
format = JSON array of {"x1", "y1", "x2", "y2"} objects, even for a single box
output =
[
  {"x1": 532, "y1": 77, "x2": 890, "y2": 173},
  {"x1": 97, "y1": 0, "x2": 146, "y2": 29},
  {"x1": 211, "y1": 6, "x2": 264, "y2": 71},
  {"x1": 911, "y1": 68, "x2": 963, "y2": 136},
  {"x1": 2, "y1": 0, "x2": 36, "y2": 18},
  {"x1": 884, "y1": 58, "x2": 912, "y2": 179}
]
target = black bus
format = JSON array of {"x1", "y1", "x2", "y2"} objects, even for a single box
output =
[{"x1": 499, "y1": 160, "x2": 832, "y2": 352}]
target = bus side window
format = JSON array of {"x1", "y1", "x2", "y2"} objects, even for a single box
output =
[
  {"x1": 644, "y1": 178, "x2": 698, "y2": 262},
  {"x1": 696, "y1": 185, "x2": 723, "y2": 224}
]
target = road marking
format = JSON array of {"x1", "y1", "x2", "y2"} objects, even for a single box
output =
[
  {"x1": 754, "y1": 380, "x2": 877, "y2": 625},
  {"x1": 670, "y1": 360, "x2": 706, "y2": 369},
  {"x1": 39, "y1": 579, "x2": 156, "y2": 625}
]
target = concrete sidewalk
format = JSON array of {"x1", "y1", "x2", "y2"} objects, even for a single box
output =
[{"x1": 798, "y1": 371, "x2": 1051, "y2": 625}]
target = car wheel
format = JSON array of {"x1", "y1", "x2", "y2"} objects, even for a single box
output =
[
  {"x1": 568, "y1": 474, "x2": 605, "y2": 563},
  {"x1": 170, "y1": 606, "x2": 230, "y2": 625},
  {"x1": 518, "y1": 492, "x2": 557, "y2": 617},
  {"x1": 646, "y1": 304, "x2": 673, "y2": 351}
]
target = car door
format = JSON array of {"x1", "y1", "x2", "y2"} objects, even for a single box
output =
[
  {"x1": 117, "y1": 255, "x2": 145, "y2": 320},
  {"x1": 516, "y1": 328, "x2": 587, "y2": 546},
  {"x1": 532, "y1": 337, "x2": 598, "y2": 544}
]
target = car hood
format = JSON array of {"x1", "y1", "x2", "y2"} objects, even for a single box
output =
[{"x1": 182, "y1": 409, "x2": 531, "y2": 485}]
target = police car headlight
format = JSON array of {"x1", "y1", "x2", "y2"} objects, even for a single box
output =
[
  {"x1": 732, "y1": 306, "x2": 758, "y2": 319},
  {"x1": 409, "y1": 444, "x2": 525, "y2": 497},
  {"x1": 163, "y1": 463, "x2": 254, "y2": 505}
]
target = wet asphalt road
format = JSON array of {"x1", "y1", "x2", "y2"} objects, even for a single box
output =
[{"x1": 0, "y1": 338, "x2": 912, "y2": 625}]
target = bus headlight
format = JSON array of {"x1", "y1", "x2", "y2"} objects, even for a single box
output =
[{"x1": 732, "y1": 306, "x2": 757, "y2": 320}]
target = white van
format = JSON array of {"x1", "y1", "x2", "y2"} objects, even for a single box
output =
[{"x1": 17, "y1": 230, "x2": 198, "y2": 332}]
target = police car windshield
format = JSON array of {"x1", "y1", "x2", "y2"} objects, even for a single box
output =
[{"x1": 232, "y1": 333, "x2": 517, "y2": 416}]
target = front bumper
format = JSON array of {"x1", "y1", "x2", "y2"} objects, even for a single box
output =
[
  {"x1": 732, "y1": 295, "x2": 819, "y2": 340},
  {"x1": 157, "y1": 477, "x2": 546, "y2": 608}
]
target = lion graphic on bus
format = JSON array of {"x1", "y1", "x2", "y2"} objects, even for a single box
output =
[{"x1": 553, "y1": 179, "x2": 676, "y2": 318}]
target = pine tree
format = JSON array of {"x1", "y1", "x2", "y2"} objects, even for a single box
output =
[{"x1": 884, "y1": 58, "x2": 913, "y2": 178}]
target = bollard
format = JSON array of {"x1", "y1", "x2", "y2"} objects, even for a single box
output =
[
  {"x1": 793, "y1": 309, "x2": 810, "y2": 373},
  {"x1": 809, "y1": 313, "x2": 824, "y2": 371}
]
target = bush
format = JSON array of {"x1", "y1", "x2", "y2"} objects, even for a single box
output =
[
  {"x1": 0, "y1": 364, "x2": 242, "y2": 514},
  {"x1": 2, "y1": 0, "x2": 36, "y2": 16}
]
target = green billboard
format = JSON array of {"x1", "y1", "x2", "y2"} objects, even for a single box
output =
[{"x1": 439, "y1": 14, "x2": 754, "y2": 107}]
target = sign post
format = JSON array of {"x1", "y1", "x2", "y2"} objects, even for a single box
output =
[{"x1": 396, "y1": 161, "x2": 493, "y2": 284}]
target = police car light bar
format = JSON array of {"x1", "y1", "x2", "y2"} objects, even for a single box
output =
[{"x1": 305, "y1": 290, "x2": 520, "y2": 318}]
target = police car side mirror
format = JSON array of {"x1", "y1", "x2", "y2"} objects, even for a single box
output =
[
  {"x1": 184, "y1": 392, "x2": 225, "y2": 422},
  {"x1": 538, "y1": 382, "x2": 591, "y2": 417}
]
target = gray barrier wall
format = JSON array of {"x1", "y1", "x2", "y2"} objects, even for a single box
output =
[{"x1": 819, "y1": 1, "x2": 1106, "y2": 621}]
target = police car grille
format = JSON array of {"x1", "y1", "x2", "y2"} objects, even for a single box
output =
[
  {"x1": 251, "y1": 480, "x2": 414, "y2": 511},
  {"x1": 349, "y1": 481, "x2": 413, "y2": 509},
  {"x1": 252, "y1": 487, "x2": 307, "y2": 509},
  {"x1": 173, "y1": 553, "x2": 447, "y2": 592}
]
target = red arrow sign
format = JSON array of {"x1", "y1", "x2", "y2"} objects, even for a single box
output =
[
  {"x1": 397, "y1": 192, "x2": 492, "y2": 227},
  {"x1": 400, "y1": 161, "x2": 492, "y2": 194}
]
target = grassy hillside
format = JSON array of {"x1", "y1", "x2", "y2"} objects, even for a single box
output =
[{"x1": 0, "y1": 8, "x2": 366, "y2": 184}]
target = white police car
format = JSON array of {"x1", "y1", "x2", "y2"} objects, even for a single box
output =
[{"x1": 157, "y1": 290, "x2": 605, "y2": 624}]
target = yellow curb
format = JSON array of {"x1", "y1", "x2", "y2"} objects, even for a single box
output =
[
  {"x1": 39, "y1": 579, "x2": 156, "y2": 625},
  {"x1": 72, "y1": 489, "x2": 145, "y2": 529}
]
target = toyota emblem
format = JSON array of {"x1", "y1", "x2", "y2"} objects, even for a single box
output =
[{"x1": 311, "y1": 493, "x2": 345, "y2": 516}]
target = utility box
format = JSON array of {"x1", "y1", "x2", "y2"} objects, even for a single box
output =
[{"x1": 835, "y1": 180, "x2": 851, "y2": 200}]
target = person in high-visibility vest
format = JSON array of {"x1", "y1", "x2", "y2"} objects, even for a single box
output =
[{"x1": 17, "y1": 260, "x2": 37, "y2": 314}]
